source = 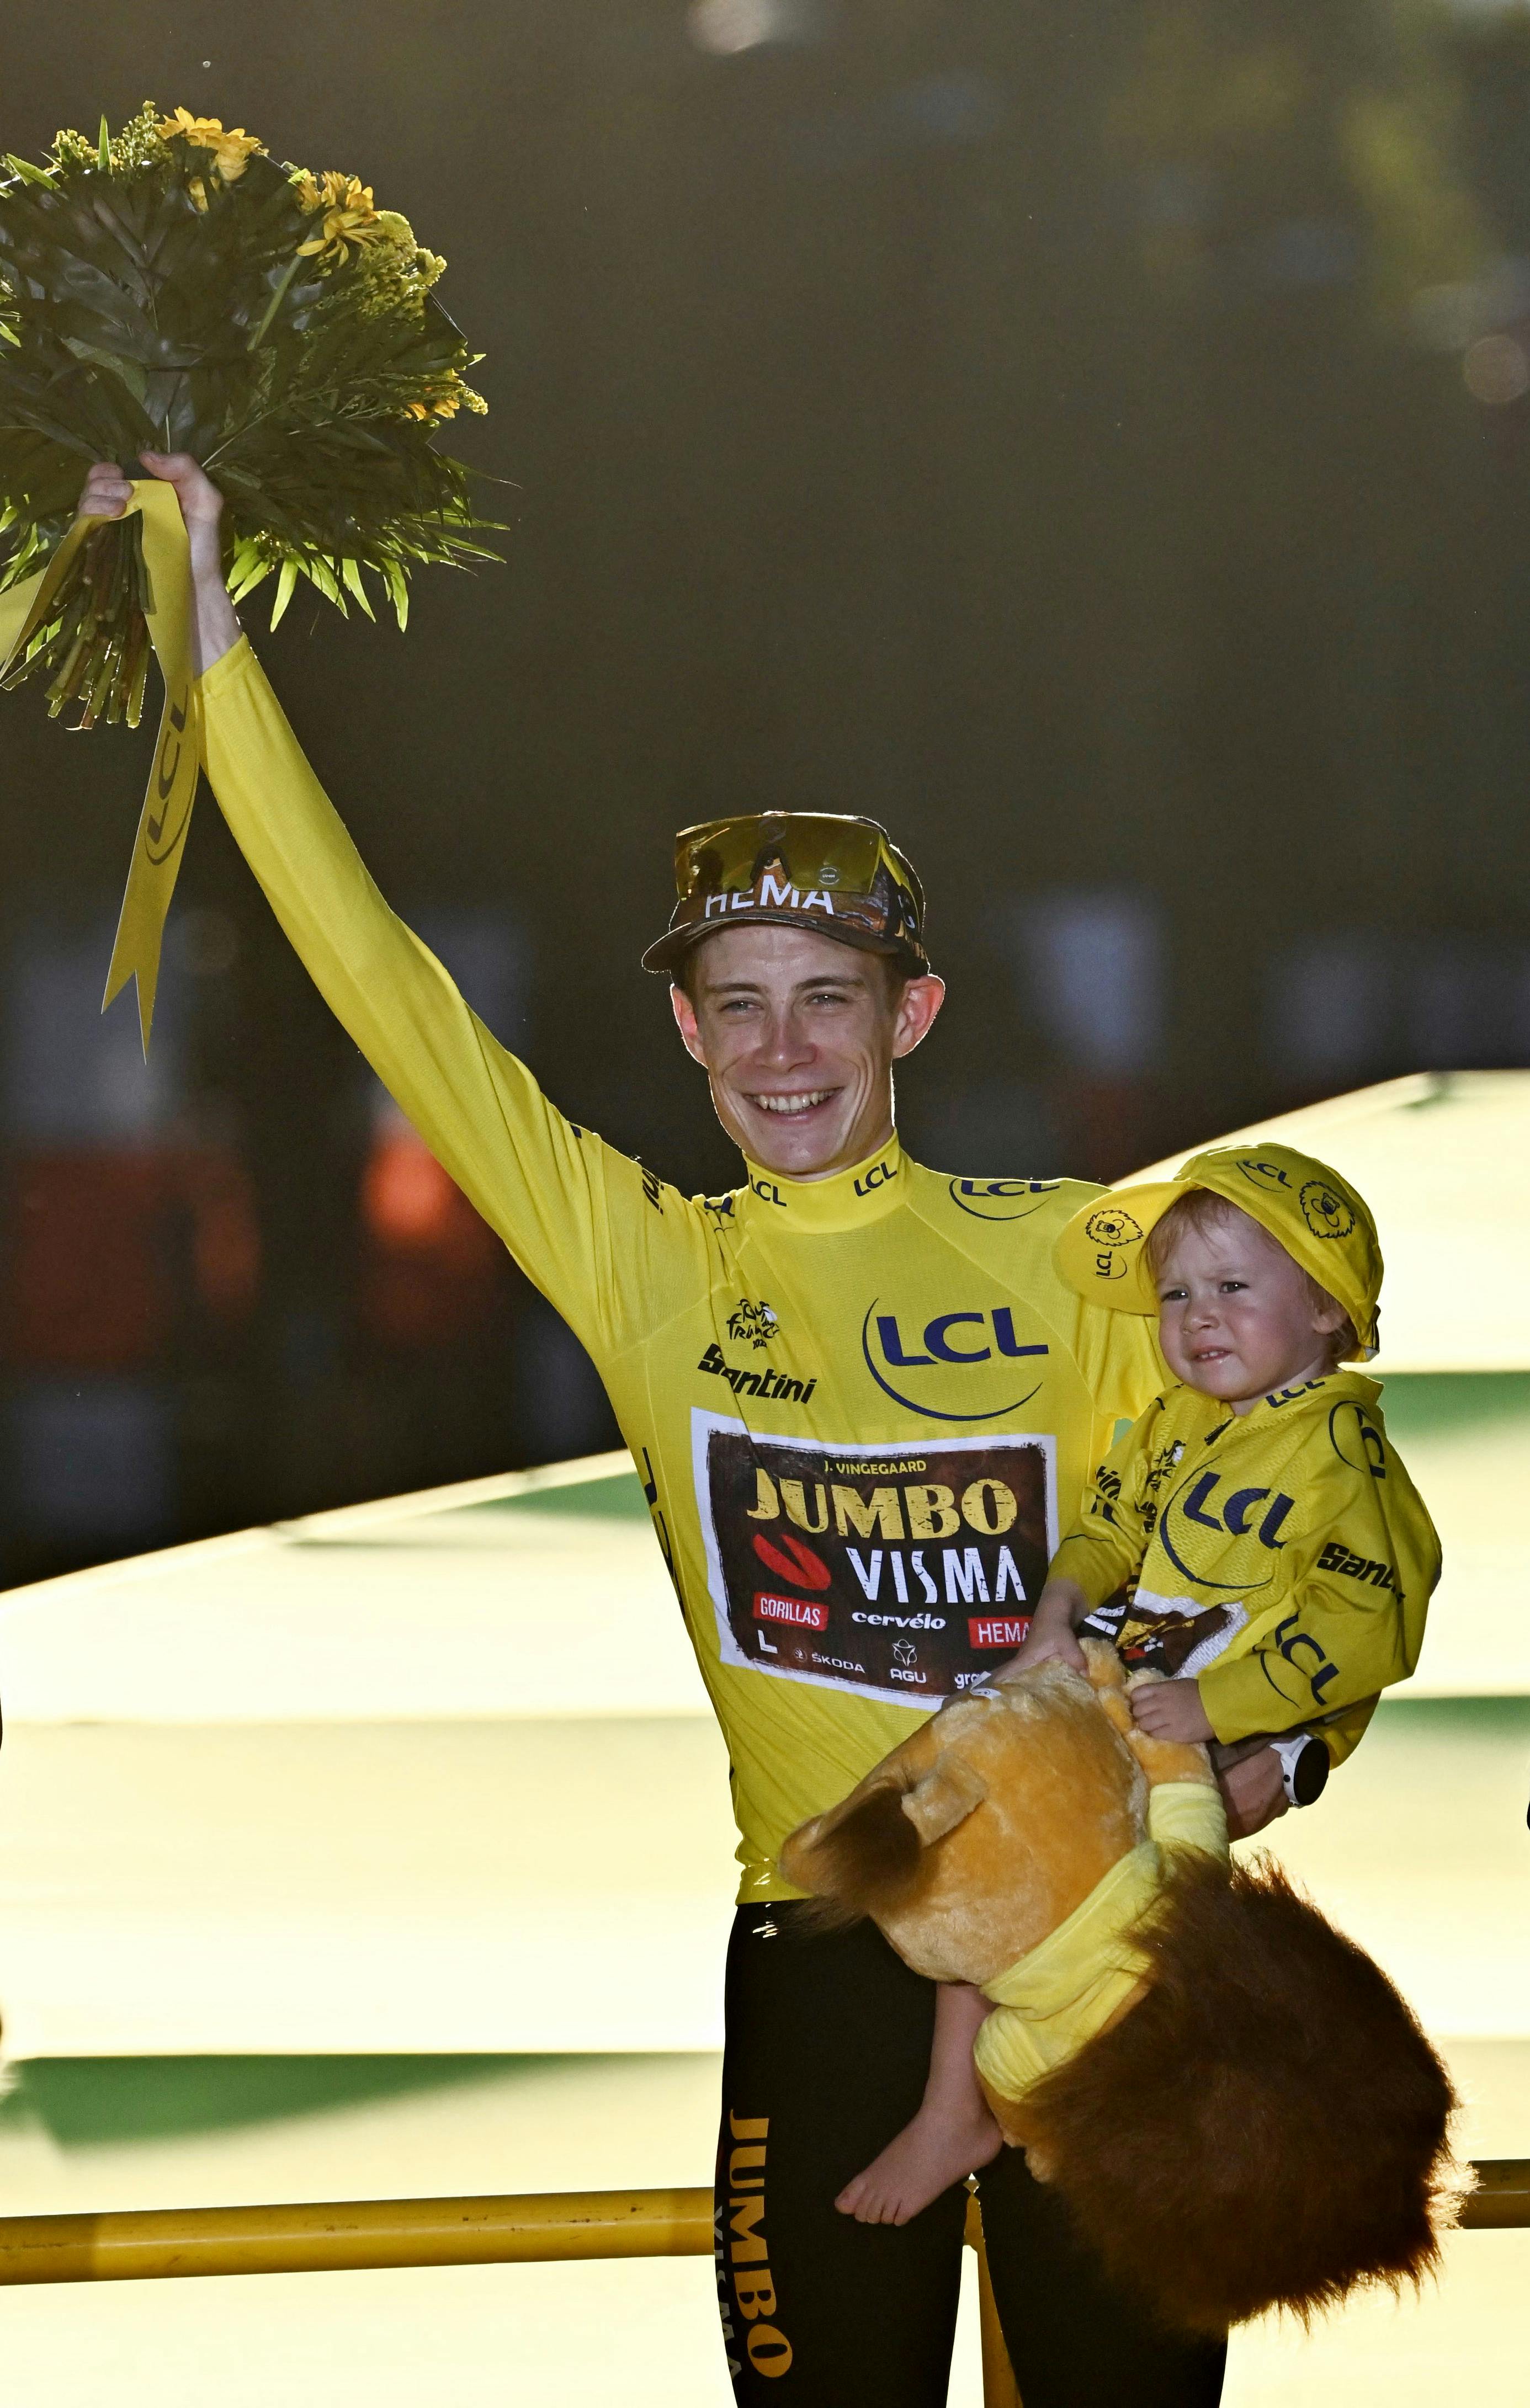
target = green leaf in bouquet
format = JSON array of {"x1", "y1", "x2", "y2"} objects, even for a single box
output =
[
  {"x1": 302, "y1": 553, "x2": 346, "y2": 611},
  {"x1": 268, "y1": 555, "x2": 299, "y2": 628},
  {"x1": 3, "y1": 153, "x2": 56, "y2": 189},
  {"x1": 382, "y1": 556, "x2": 408, "y2": 631},
  {"x1": 339, "y1": 556, "x2": 374, "y2": 619},
  {"x1": 60, "y1": 335, "x2": 150, "y2": 408},
  {"x1": 225, "y1": 535, "x2": 273, "y2": 604}
]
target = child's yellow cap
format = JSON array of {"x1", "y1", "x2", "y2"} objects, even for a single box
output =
[{"x1": 1053, "y1": 1141, "x2": 1383, "y2": 1361}]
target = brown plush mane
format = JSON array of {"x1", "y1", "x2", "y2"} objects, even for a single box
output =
[
  {"x1": 785, "y1": 1780, "x2": 930, "y2": 1929},
  {"x1": 1016, "y1": 1853, "x2": 1460, "y2": 2331}
]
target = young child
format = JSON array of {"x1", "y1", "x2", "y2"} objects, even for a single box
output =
[{"x1": 835, "y1": 1139, "x2": 1441, "y2": 2227}]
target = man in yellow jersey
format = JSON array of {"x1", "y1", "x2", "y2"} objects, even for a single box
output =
[{"x1": 79, "y1": 455, "x2": 1234, "y2": 2408}]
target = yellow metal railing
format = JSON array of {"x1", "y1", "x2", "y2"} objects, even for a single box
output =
[
  {"x1": 0, "y1": 2186, "x2": 1024, "y2": 2401},
  {"x1": 0, "y1": 2166, "x2": 1521, "y2": 2406},
  {"x1": 1458, "y1": 2159, "x2": 1530, "y2": 2228},
  {"x1": 0, "y1": 2186, "x2": 712, "y2": 2285}
]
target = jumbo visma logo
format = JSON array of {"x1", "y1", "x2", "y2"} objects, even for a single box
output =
[{"x1": 860, "y1": 1299, "x2": 1049, "y2": 1421}]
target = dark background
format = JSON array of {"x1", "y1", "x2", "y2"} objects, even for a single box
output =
[{"x1": 2, "y1": 0, "x2": 1528, "y2": 1584}]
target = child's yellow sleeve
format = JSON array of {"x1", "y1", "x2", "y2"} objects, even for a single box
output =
[{"x1": 1048, "y1": 1400, "x2": 1164, "y2": 1609}]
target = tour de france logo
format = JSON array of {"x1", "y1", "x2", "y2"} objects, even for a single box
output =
[
  {"x1": 1083, "y1": 1207, "x2": 1143, "y2": 1250},
  {"x1": 727, "y1": 1298, "x2": 779, "y2": 1351},
  {"x1": 1300, "y1": 1181, "x2": 1356, "y2": 1241}
]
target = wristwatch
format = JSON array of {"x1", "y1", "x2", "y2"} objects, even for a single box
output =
[{"x1": 1271, "y1": 1732, "x2": 1330, "y2": 1808}]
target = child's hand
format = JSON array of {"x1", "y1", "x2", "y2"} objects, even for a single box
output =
[
  {"x1": 993, "y1": 1575, "x2": 1088, "y2": 1680},
  {"x1": 1129, "y1": 1677, "x2": 1215, "y2": 1745},
  {"x1": 1000, "y1": 1611, "x2": 1086, "y2": 1677}
]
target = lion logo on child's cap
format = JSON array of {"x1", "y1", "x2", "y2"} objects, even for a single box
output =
[
  {"x1": 1085, "y1": 1207, "x2": 1143, "y2": 1250},
  {"x1": 1300, "y1": 1181, "x2": 1356, "y2": 1240}
]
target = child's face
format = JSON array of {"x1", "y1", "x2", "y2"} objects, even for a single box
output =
[{"x1": 1154, "y1": 1207, "x2": 1345, "y2": 1410}]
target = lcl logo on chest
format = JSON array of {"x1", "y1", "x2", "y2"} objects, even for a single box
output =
[
  {"x1": 1172, "y1": 1473, "x2": 1295, "y2": 1550},
  {"x1": 860, "y1": 1302, "x2": 1050, "y2": 1422},
  {"x1": 1155, "y1": 1471, "x2": 1298, "y2": 1592},
  {"x1": 874, "y1": 1307, "x2": 1040, "y2": 1365}
]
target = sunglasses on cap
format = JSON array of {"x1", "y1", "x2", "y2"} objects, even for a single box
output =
[{"x1": 641, "y1": 811, "x2": 929, "y2": 976}]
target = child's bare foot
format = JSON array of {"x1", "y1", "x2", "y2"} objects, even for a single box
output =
[{"x1": 835, "y1": 2096, "x2": 1002, "y2": 2225}]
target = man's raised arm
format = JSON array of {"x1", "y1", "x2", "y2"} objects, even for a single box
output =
[{"x1": 77, "y1": 457, "x2": 682, "y2": 1356}]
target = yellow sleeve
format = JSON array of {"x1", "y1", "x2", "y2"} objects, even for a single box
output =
[
  {"x1": 198, "y1": 639, "x2": 706, "y2": 1357},
  {"x1": 1069, "y1": 1287, "x2": 1168, "y2": 1429},
  {"x1": 1047, "y1": 1400, "x2": 1162, "y2": 1609},
  {"x1": 1145, "y1": 1778, "x2": 1229, "y2": 1861},
  {"x1": 1198, "y1": 1410, "x2": 1441, "y2": 1744}
]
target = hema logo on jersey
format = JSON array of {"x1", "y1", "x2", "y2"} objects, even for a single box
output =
[{"x1": 860, "y1": 1298, "x2": 1049, "y2": 1421}]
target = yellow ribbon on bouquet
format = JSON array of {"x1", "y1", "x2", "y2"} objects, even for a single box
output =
[{"x1": 0, "y1": 480, "x2": 199, "y2": 1052}]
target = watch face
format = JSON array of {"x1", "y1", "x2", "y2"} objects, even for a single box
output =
[{"x1": 1291, "y1": 1737, "x2": 1330, "y2": 1808}]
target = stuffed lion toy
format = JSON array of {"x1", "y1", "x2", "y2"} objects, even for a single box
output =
[{"x1": 780, "y1": 1640, "x2": 1459, "y2": 2333}]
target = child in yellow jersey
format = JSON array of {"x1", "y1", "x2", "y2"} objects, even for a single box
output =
[{"x1": 837, "y1": 1139, "x2": 1439, "y2": 2228}]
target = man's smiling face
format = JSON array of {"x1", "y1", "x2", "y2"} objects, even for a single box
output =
[{"x1": 670, "y1": 923, "x2": 945, "y2": 1181}]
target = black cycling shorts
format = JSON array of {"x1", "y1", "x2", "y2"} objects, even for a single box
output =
[{"x1": 714, "y1": 1903, "x2": 1227, "y2": 2408}]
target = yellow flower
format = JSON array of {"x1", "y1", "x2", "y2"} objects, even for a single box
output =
[
  {"x1": 156, "y1": 108, "x2": 265, "y2": 183},
  {"x1": 406, "y1": 376, "x2": 487, "y2": 421},
  {"x1": 374, "y1": 209, "x2": 421, "y2": 251},
  {"x1": 294, "y1": 171, "x2": 386, "y2": 266}
]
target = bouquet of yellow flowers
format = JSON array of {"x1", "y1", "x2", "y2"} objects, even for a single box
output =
[{"x1": 0, "y1": 103, "x2": 494, "y2": 728}]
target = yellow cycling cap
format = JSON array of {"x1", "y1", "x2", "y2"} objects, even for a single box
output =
[
  {"x1": 642, "y1": 811, "x2": 929, "y2": 977},
  {"x1": 1053, "y1": 1141, "x2": 1383, "y2": 1361}
]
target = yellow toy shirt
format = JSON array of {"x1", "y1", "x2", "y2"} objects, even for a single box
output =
[
  {"x1": 1050, "y1": 1374, "x2": 1441, "y2": 1767},
  {"x1": 198, "y1": 639, "x2": 1163, "y2": 1901},
  {"x1": 973, "y1": 1778, "x2": 1228, "y2": 2105}
]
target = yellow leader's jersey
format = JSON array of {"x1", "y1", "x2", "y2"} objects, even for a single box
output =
[
  {"x1": 1049, "y1": 1373, "x2": 1442, "y2": 1769},
  {"x1": 199, "y1": 637, "x2": 1162, "y2": 1900}
]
